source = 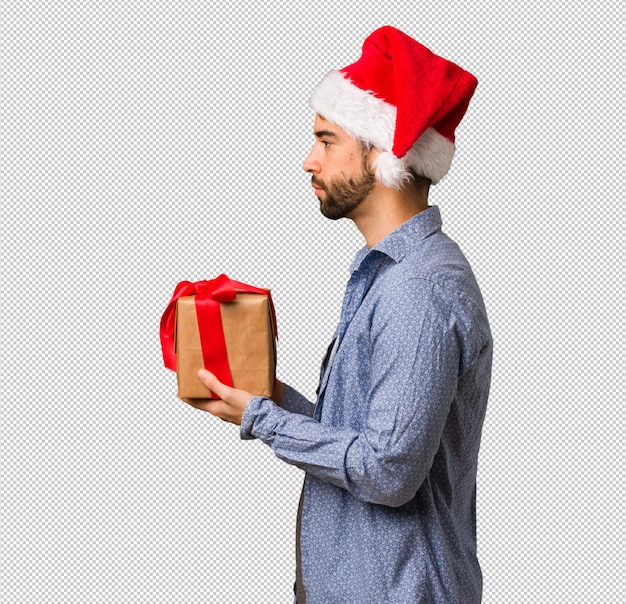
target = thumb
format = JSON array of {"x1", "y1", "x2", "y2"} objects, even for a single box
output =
[{"x1": 197, "y1": 369, "x2": 233, "y2": 401}]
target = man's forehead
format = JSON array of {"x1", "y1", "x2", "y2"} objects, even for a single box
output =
[{"x1": 313, "y1": 114, "x2": 347, "y2": 138}]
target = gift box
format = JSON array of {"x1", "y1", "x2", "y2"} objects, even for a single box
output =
[{"x1": 160, "y1": 275, "x2": 276, "y2": 400}]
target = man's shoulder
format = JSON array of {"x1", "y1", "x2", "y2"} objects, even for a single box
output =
[
  {"x1": 389, "y1": 230, "x2": 473, "y2": 292},
  {"x1": 374, "y1": 230, "x2": 488, "y2": 330}
]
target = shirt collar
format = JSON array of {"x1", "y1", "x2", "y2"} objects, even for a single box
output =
[{"x1": 350, "y1": 205, "x2": 443, "y2": 273}]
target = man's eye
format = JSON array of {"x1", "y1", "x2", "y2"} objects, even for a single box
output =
[{"x1": 322, "y1": 141, "x2": 332, "y2": 148}]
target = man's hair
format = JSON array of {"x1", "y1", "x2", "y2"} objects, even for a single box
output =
[
  {"x1": 357, "y1": 138, "x2": 373, "y2": 154},
  {"x1": 407, "y1": 169, "x2": 432, "y2": 188}
]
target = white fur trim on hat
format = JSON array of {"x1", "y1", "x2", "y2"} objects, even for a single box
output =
[
  {"x1": 404, "y1": 128, "x2": 455, "y2": 185},
  {"x1": 309, "y1": 70, "x2": 456, "y2": 186},
  {"x1": 310, "y1": 70, "x2": 395, "y2": 150}
]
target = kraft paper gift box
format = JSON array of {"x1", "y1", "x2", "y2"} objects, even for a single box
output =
[{"x1": 160, "y1": 275, "x2": 276, "y2": 400}]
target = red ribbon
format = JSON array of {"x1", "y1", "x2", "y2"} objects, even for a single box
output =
[{"x1": 160, "y1": 274, "x2": 276, "y2": 394}]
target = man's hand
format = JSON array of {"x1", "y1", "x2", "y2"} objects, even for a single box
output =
[{"x1": 180, "y1": 370, "x2": 254, "y2": 425}]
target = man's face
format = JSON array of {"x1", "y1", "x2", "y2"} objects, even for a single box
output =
[{"x1": 303, "y1": 115, "x2": 376, "y2": 220}]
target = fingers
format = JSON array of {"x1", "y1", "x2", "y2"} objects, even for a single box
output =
[
  {"x1": 181, "y1": 395, "x2": 240, "y2": 423},
  {"x1": 180, "y1": 397, "x2": 224, "y2": 414}
]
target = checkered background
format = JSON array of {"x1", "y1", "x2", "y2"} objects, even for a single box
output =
[{"x1": 2, "y1": 2, "x2": 624, "y2": 602}]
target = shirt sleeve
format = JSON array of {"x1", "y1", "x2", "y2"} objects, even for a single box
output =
[
  {"x1": 240, "y1": 278, "x2": 463, "y2": 508},
  {"x1": 277, "y1": 384, "x2": 315, "y2": 417}
]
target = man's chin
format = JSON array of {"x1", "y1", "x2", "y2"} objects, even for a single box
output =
[{"x1": 320, "y1": 201, "x2": 347, "y2": 221}]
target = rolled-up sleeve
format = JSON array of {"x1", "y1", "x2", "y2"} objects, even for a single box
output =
[{"x1": 240, "y1": 385, "x2": 313, "y2": 440}]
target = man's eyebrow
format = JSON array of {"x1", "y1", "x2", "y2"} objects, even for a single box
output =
[{"x1": 314, "y1": 129, "x2": 339, "y2": 139}]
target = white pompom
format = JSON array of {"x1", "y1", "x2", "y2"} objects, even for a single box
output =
[{"x1": 372, "y1": 152, "x2": 412, "y2": 190}]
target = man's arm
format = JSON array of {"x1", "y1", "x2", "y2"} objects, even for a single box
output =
[{"x1": 196, "y1": 279, "x2": 463, "y2": 508}]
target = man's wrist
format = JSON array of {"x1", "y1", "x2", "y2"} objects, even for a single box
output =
[{"x1": 272, "y1": 378, "x2": 286, "y2": 406}]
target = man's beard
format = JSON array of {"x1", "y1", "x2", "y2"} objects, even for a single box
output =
[{"x1": 312, "y1": 163, "x2": 376, "y2": 220}]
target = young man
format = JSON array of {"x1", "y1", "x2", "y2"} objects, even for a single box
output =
[{"x1": 193, "y1": 26, "x2": 492, "y2": 603}]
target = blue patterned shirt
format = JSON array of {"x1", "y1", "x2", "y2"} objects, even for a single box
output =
[{"x1": 241, "y1": 206, "x2": 492, "y2": 603}]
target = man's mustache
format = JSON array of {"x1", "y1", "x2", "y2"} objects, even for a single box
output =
[{"x1": 311, "y1": 177, "x2": 324, "y2": 189}]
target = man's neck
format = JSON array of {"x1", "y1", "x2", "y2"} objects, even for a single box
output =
[{"x1": 350, "y1": 180, "x2": 430, "y2": 248}]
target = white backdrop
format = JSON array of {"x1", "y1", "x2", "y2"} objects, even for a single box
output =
[{"x1": 2, "y1": 2, "x2": 624, "y2": 602}]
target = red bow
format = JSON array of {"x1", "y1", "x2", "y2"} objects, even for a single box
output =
[{"x1": 160, "y1": 274, "x2": 276, "y2": 391}]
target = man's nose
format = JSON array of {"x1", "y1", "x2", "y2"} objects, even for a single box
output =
[{"x1": 302, "y1": 148, "x2": 320, "y2": 173}]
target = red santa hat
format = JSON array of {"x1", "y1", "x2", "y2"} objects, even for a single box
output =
[{"x1": 309, "y1": 26, "x2": 478, "y2": 187}]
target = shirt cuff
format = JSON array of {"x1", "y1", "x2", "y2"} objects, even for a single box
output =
[{"x1": 240, "y1": 395, "x2": 274, "y2": 440}]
